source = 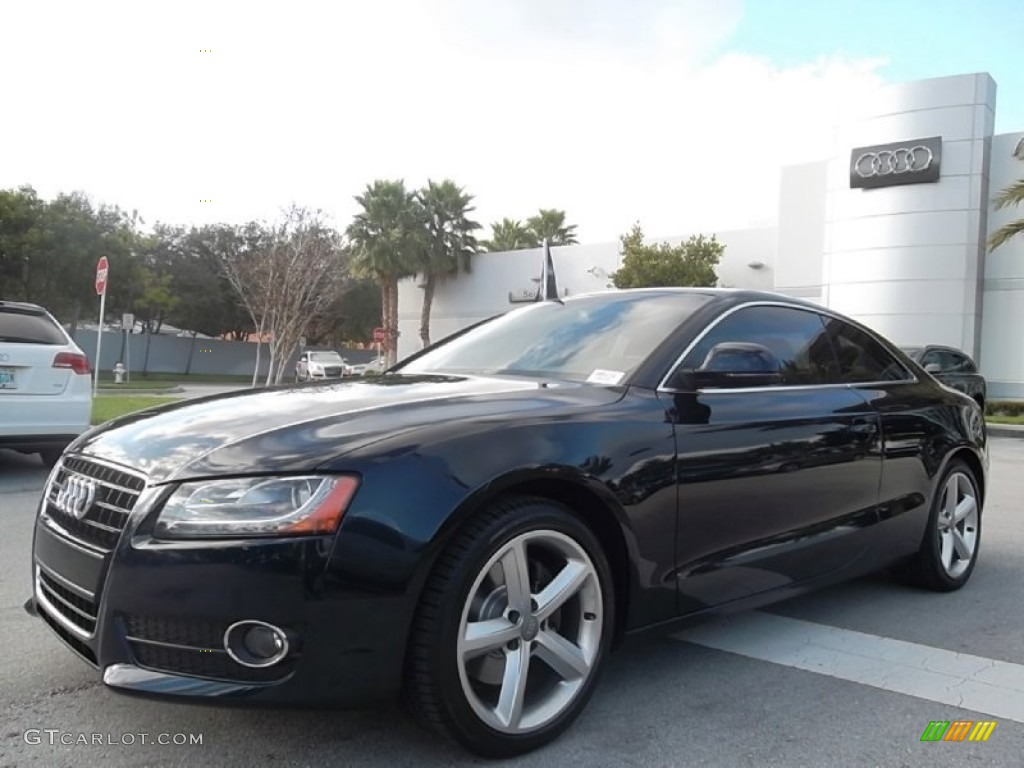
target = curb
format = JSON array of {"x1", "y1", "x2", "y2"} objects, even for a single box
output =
[{"x1": 986, "y1": 423, "x2": 1024, "y2": 439}]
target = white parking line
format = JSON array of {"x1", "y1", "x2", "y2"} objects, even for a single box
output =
[{"x1": 674, "y1": 612, "x2": 1024, "y2": 723}]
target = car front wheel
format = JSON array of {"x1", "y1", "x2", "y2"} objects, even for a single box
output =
[{"x1": 405, "y1": 496, "x2": 614, "y2": 757}]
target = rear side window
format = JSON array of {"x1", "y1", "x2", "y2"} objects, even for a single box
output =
[
  {"x1": 956, "y1": 354, "x2": 978, "y2": 373},
  {"x1": 680, "y1": 305, "x2": 840, "y2": 386},
  {"x1": 0, "y1": 308, "x2": 67, "y2": 345},
  {"x1": 822, "y1": 318, "x2": 911, "y2": 383}
]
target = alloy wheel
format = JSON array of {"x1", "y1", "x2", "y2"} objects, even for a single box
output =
[
  {"x1": 936, "y1": 471, "x2": 979, "y2": 579},
  {"x1": 456, "y1": 529, "x2": 602, "y2": 734}
]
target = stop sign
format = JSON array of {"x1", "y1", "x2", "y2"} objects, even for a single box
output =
[{"x1": 95, "y1": 256, "x2": 109, "y2": 296}]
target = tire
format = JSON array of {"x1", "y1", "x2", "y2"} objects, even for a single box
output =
[
  {"x1": 404, "y1": 496, "x2": 614, "y2": 757},
  {"x1": 899, "y1": 460, "x2": 982, "y2": 591}
]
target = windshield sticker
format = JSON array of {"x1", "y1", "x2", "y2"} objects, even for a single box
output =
[{"x1": 587, "y1": 369, "x2": 625, "y2": 385}]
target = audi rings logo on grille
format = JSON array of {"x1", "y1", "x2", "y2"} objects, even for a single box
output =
[
  {"x1": 55, "y1": 474, "x2": 98, "y2": 519},
  {"x1": 850, "y1": 136, "x2": 941, "y2": 189}
]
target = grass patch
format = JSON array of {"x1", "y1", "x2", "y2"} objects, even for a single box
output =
[
  {"x1": 95, "y1": 372, "x2": 254, "y2": 386},
  {"x1": 97, "y1": 379, "x2": 180, "y2": 390},
  {"x1": 987, "y1": 414, "x2": 1024, "y2": 425},
  {"x1": 92, "y1": 396, "x2": 183, "y2": 425}
]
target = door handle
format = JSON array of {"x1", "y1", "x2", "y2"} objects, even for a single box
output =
[{"x1": 850, "y1": 420, "x2": 878, "y2": 435}]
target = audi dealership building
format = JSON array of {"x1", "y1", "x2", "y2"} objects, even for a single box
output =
[{"x1": 397, "y1": 72, "x2": 1024, "y2": 399}]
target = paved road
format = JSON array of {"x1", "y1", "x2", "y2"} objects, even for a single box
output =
[{"x1": 2, "y1": 441, "x2": 1023, "y2": 767}]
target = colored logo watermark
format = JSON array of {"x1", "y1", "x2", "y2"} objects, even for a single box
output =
[{"x1": 920, "y1": 720, "x2": 996, "y2": 742}]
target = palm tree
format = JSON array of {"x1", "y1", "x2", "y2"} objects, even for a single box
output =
[
  {"x1": 988, "y1": 138, "x2": 1024, "y2": 252},
  {"x1": 481, "y1": 218, "x2": 538, "y2": 252},
  {"x1": 526, "y1": 208, "x2": 578, "y2": 246},
  {"x1": 416, "y1": 180, "x2": 480, "y2": 347},
  {"x1": 345, "y1": 180, "x2": 420, "y2": 366}
]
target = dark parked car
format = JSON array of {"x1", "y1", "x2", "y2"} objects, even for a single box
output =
[
  {"x1": 901, "y1": 345, "x2": 987, "y2": 408},
  {"x1": 26, "y1": 289, "x2": 987, "y2": 757}
]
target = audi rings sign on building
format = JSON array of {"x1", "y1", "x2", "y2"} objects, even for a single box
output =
[{"x1": 850, "y1": 135, "x2": 942, "y2": 189}]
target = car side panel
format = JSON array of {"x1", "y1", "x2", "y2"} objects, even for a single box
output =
[
  {"x1": 850, "y1": 381, "x2": 987, "y2": 565},
  {"x1": 936, "y1": 371, "x2": 987, "y2": 405},
  {"x1": 666, "y1": 386, "x2": 882, "y2": 614},
  {"x1": 324, "y1": 388, "x2": 680, "y2": 632}
]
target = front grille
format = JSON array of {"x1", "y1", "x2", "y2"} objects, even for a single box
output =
[
  {"x1": 37, "y1": 568, "x2": 98, "y2": 635},
  {"x1": 123, "y1": 614, "x2": 225, "y2": 649},
  {"x1": 122, "y1": 614, "x2": 295, "y2": 684},
  {"x1": 322, "y1": 366, "x2": 342, "y2": 377},
  {"x1": 38, "y1": 604, "x2": 98, "y2": 666},
  {"x1": 43, "y1": 456, "x2": 145, "y2": 551}
]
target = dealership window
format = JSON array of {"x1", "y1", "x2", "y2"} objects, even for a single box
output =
[{"x1": 680, "y1": 305, "x2": 839, "y2": 386}]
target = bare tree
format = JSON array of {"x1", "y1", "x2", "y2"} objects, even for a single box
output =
[{"x1": 222, "y1": 207, "x2": 347, "y2": 386}]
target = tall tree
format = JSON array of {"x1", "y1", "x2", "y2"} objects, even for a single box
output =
[
  {"x1": 222, "y1": 208, "x2": 347, "y2": 385},
  {"x1": 345, "y1": 180, "x2": 420, "y2": 366},
  {"x1": 988, "y1": 139, "x2": 1024, "y2": 252},
  {"x1": 481, "y1": 218, "x2": 538, "y2": 252},
  {"x1": 416, "y1": 179, "x2": 480, "y2": 347},
  {"x1": 0, "y1": 186, "x2": 44, "y2": 298},
  {"x1": 526, "y1": 208, "x2": 578, "y2": 246},
  {"x1": 611, "y1": 223, "x2": 722, "y2": 289}
]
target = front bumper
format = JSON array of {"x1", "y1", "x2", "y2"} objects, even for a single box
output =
[{"x1": 28, "y1": 455, "x2": 410, "y2": 707}]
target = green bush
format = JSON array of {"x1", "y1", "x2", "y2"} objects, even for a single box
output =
[{"x1": 985, "y1": 399, "x2": 1024, "y2": 417}]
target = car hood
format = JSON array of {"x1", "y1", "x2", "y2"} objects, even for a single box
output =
[{"x1": 72, "y1": 374, "x2": 623, "y2": 483}]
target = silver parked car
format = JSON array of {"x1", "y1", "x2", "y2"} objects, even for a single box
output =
[{"x1": 294, "y1": 351, "x2": 351, "y2": 381}]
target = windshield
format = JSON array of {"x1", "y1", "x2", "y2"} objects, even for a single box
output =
[
  {"x1": 398, "y1": 292, "x2": 711, "y2": 383},
  {"x1": 309, "y1": 352, "x2": 342, "y2": 363}
]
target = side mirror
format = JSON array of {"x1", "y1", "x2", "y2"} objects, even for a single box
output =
[
  {"x1": 671, "y1": 342, "x2": 783, "y2": 390},
  {"x1": 924, "y1": 363, "x2": 942, "y2": 374}
]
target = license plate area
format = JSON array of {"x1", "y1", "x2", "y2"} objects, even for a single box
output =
[{"x1": 0, "y1": 368, "x2": 15, "y2": 389}]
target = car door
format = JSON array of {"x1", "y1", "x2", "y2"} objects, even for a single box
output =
[
  {"x1": 661, "y1": 304, "x2": 883, "y2": 613},
  {"x1": 822, "y1": 319, "x2": 958, "y2": 565},
  {"x1": 296, "y1": 353, "x2": 308, "y2": 379}
]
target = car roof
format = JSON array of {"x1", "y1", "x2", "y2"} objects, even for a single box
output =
[
  {"x1": 0, "y1": 299, "x2": 48, "y2": 314},
  {"x1": 569, "y1": 287, "x2": 826, "y2": 313}
]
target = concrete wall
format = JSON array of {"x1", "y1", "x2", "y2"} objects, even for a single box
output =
[
  {"x1": 822, "y1": 73, "x2": 996, "y2": 357},
  {"x1": 980, "y1": 132, "x2": 1024, "y2": 399},
  {"x1": 71, "y1": 330, "x2": 376, "y2": 378}
]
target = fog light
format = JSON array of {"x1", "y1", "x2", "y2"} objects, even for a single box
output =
[{"x1": 224, "y1": 620, "x2": 290, "y2": 668}]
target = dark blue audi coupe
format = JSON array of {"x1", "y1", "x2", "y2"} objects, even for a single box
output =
[{"x1": 27, "y1": 289, "x2": 987, "y2": 756}]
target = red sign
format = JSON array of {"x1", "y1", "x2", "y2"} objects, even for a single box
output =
[
  {"x1": 95, "y1": 256, "x2": 109, "y2": 296},
  {"x1": 373, "y1": 327, "x2": 386, "y2": 343}
]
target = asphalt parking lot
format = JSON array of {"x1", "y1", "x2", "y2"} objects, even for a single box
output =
[{"x1": 1, "y1": 441, "x2": 1022, "y2": 767}]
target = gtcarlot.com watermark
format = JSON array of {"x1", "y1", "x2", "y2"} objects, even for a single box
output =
[{"x1": 23, "y1": 729, "x2": 203, "y2": 746}]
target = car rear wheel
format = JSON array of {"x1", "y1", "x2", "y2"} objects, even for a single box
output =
[
  {"x1": 404, "y1": 496, "x2": 614, "y2": 757},
  {"x1": 900, "y1": 460, "x2": 981, "y2": 591}
]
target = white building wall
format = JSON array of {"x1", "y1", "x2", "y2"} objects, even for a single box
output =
[
  {"x1": 397, "y1": 230, "x2": 775, "y2": 360},
  {"x1": 394, "y1": 72, "x2": 1024, "y2": 397},
  {"x1": 775, "y1": 161, "x2": 828, "y2": 302},
  {"x1": 981, "y1": 131, "x2": 1024, "y2": 399},
  {"x1": 822, "y1": 73, "x2": 996, "y2": 357}
]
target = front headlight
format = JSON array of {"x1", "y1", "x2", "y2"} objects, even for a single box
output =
[{"x1": 154, "y1": 475, "x2": 360, "y2": 538}]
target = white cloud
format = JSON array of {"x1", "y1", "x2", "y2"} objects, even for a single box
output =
[{"x1": 0, "y1": 0, "x2": 886, "y2": 242}]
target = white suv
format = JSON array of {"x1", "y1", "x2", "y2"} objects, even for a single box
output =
[
  {"x1": 295, "y1": 350, "x2": 352, "y2": 381},
  {"x1": 0, "y1": 300, "x2": 93, "y2": 466}
]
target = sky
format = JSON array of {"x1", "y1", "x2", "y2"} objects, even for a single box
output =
[{"x1": 1, "y1": 0, "x2": 1021, "y2": 244}]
